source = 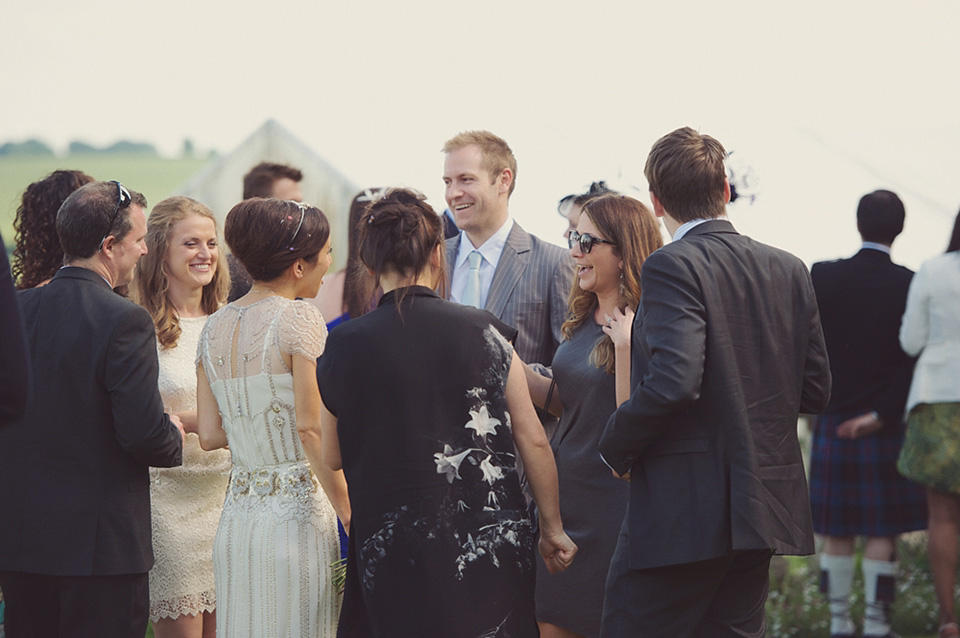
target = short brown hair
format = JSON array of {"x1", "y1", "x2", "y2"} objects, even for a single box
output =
[
  {"x1": 242, "y1": 162, "x2": 303, "y2": 200},
  {"x1": 442, "y1": 130, "x2": 518, "y2": 196},
  {"x1": 644, "y1": 127, "x2": 727, "y2": 223},
  {"x1": 225, "y1": 198, "x2": 329, "y2": 282},
  {"x1": 57, "y1": 181, "x2": 147, "y2": 261}
]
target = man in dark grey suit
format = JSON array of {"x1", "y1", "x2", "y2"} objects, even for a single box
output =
[
  {"x1": 0, "y1": 181, "x2": 184, "y2": 638},
  {"x1": 598, "y1": 127, "x2": 831, "y2": 637},
  {"x1": 442, "y1": 130, "x2": 572, "y2": 369}
]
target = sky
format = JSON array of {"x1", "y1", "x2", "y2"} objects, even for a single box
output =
[{"x1": 2, "y1": 0, "x2": 958, "y2": 269}]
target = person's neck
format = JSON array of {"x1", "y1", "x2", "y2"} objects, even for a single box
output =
[
  {"x1": 663, "y1": 213, "x2": 682, "y2": 239},
  {"x1": 465, "y1": 212, "x2": 510, "y2": 249},
  {"x1": 379, "y1": 269, "x2": 435, "y2": 294},
  {"x1": 64, "y1": 257, "x2": 115, "y2": 288},
  {"x1": 248, "y1": 278, "x2": 298, "y2": 300},
  {"x1": 167, "y1": 282, "x2": 206, "y2": 318},
  {"x1": 594, "y1": 289, "x2": 621, "y2": 323}
]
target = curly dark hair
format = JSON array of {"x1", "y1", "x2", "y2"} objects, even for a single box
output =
[{"x1": 12, "y1": 169, "x2": 94, "y2": 288}]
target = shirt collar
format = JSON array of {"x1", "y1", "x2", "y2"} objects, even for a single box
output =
[
  {"x1": 455, "y1": 218, "x2": 514, "y2": 268},
  {"x1": 673, "y1": 216, "x2": 727, "y2": 241},
  {"x1": 861, "y1": 241, "x2": 891, "y2": 255}
]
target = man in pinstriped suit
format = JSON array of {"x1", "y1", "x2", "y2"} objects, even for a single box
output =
[{"x1": 441, "y1": 130, "x2": 573, "y2": 370}]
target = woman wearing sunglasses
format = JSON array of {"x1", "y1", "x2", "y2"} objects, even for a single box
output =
[{"x1": 526, "y1": 193, "x2": 663, "y2": 638}]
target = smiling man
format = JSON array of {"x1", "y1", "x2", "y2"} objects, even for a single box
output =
[{"x1": 442, "y1": 130, "x2": 572, "y2": 369}]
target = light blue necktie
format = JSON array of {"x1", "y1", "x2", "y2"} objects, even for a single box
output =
[{"x1": 461, "y1": 250, "x2": 483, "y2": 308}]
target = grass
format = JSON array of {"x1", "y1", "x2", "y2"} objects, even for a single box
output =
[
  {"x1": 765, "y1": 532, "x2": 944, "y2": 637},
  {"x1": 0, "y1": 154, "x2": 209, "y2": 251}
]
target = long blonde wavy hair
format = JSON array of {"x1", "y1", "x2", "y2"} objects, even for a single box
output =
[
  {"x1": 561, "y1": 194, "x2": 663, "y2": 374},
  {"x1": 132, "y1": 196, "x2": 230, "y2": 349}
]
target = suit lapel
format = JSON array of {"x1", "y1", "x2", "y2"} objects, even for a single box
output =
[
  {"x1": 444, "y1": 235, "x2": 460, "y2": 294},
  {"x1": 485, "y1": 223, "x2": 531, "y2": 316}
]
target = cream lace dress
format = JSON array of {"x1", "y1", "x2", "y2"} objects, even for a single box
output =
[
  {"x1": 197, "y1": 297, "x2": 340, "y2": 638},
  {"x1": 149, "y1": 316, "x2": 232, "y2": 621}
]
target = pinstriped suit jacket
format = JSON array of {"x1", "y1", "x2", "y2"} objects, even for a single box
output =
[{"x1": 446, "y1": 222, "x2": 573, "y2": 367}]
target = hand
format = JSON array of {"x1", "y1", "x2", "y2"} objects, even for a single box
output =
[
  {"x1": 611, "y1": 467, "x2": 631, "y2": 481},
  {"x1": 538, "y1": 528, "x2": 578, "y2": 575},
  {"x1": 836, "y1": 412, "x2": 882, "y2": 439},
  {"x1": 168, "y1": 413, "x2": 186, "y2": 441},
  {"x1": 602, "y1": 306, "x2": 634, "y2": 350}
]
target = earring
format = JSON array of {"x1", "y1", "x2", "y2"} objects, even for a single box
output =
[{"x1": 619, "y1": 270, "x2": 626, "y2": 297}]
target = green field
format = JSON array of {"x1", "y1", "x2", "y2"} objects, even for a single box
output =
[{"x1": 1, "y1": 154, "x2": 210, "y2": 253}]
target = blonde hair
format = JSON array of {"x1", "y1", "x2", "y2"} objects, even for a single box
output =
[
  {"x1": 442, "y1": 130, "x2": 518, "y2": 196},
  {"x1": 561, "y1": 194, "x2": 663, "y2": 374},
  {"x1": 132, "y1": 196, "x2": 230, "y2": 349}
]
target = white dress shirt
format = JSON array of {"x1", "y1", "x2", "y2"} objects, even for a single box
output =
[
  {"x1": 672, "y1": 216, "x2": 728, "y2": 241},
  {"x1": 450, "y1": 219, "x2": 514, "y2": 308}
]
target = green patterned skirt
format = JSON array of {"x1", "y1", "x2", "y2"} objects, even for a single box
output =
[{"x1": 898, "y1": 402, "x2": 960, "y2": 494}]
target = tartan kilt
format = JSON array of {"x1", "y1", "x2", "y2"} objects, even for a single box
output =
[{"x1": 809, "y1": 411, "x2": 927, "y2": 536}]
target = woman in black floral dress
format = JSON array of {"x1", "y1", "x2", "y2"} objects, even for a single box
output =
[{"x1": 317, "y1": 189, "x2": 576, "y2": 638}]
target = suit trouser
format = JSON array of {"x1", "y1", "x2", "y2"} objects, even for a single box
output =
[
  {"x1": 0, "y1": 570, "x2": 148, "y2": 638},
  {"x1": 600, "y1": 532, "x2": 773, "y2": 638}
]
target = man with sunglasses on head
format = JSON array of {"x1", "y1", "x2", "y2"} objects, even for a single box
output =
[
  {"x1": 598, "y1": 127, "x2": 831, "y2": 638},
  {"x1": 0, "y1": 181, "x2": 185, "y2": 638},
  {"x1": 442, "y1": 130, "x2": 573, "y2": 373}
]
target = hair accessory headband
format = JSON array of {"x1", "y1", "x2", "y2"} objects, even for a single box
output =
[{"x1": 288, "y1": 201, "x2": 308, "y2": 249}]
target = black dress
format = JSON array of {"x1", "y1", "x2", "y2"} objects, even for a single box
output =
[
  {"x1": 534, "y1": 321, "x2": 629, "y2": 636},
  {"x1": 317, "y1": 286, "x2": 537, "y2": 638}
]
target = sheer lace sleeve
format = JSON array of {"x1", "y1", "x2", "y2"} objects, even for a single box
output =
[{"x1": 278, "y1": 300, "x2": 327, "y2": 361}]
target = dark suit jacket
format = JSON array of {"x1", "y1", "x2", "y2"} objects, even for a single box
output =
[
  {"x1": 445, "y1": 222, "x2": 573, "y2": 367},
  {"x1": 0, "y1": 267, "x2": 183, "y2": 576},
  {"x1": 599, "y1": 221, "x2": 830, "y2": 570},
  {"x1": 1, "y1": 235, "x2": 30, "y2": 425},
  {"x1": 811, "y1": 248, "x2": 914, "y2": 425}
]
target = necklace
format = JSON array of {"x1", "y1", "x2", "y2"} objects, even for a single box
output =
[{"x1": 248, "y1": 288, "x2": 280, "y2": 296}]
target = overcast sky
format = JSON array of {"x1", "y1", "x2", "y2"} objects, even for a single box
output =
[{"x1": 2, "y1": 0, "x2": 958, "y2": 268}]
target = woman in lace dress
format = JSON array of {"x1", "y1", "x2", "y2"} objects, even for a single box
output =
[
  {"x1": 316, "y1": 189, "x2": 577, "y2": 638},
  {"x1": 132, "y1": 196, "x2": 231, "y2": 638},
  {"x1": 524, "y1": 194, "x2": 662, "y2": 638},
  {"x1": 195, "y1": 197, "x2": 349, "y2": 638}
]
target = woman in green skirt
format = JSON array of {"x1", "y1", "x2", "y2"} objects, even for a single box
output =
[{"x1": 898, "y1": 209, "x2": 960, "y2": 638}]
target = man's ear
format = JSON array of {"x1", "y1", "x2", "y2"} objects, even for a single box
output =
[
  {"x1": 723, "y1": 178, "x2": 731, "y2": 204},
  {"x1": 649, "y1": 192, "x2": 666, "y2": 219},
  {"x1": 498, "y1": 168, "x2": 513, "y2": 195}
]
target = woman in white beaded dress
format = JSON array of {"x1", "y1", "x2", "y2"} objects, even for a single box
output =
[
  {"x1": 195, "y1": 197, "x2": 349, "y2": 638},
  {"x1": 132, "y1": 196, "x2": 232, "y2": 638}
]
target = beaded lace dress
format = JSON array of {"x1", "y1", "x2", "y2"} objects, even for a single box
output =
[
  {"x1": 197, "y1": 297, "x2": 339, "y2": 638},
  {"x1": 150, "y1": 315, "x2": 231, "y2": 621}
]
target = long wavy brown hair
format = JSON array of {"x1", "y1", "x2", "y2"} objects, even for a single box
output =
[
  {"x1": 12, "y1": 169, "x2": 94, "y2": 288},
  {"x1": 561, "y1": 194, "x2": 663, "y2": 374},
  {"x1": 132, "y1": 197, "x2": 230, "y2": 349}
]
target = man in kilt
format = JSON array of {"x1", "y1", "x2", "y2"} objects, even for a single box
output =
[{"x1": 808, "y1": 189, "x2": 927, "y2": 638}]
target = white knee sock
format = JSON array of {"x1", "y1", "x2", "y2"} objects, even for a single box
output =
[
  {"x1": 862, "y1": 557, "x2": 897, "y2": 636},
  {"x1": 821, "y1": 553, "x2": 856, "y2": 636}
]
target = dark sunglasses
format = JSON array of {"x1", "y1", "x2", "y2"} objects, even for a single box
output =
[
  {"x1": 568, "y1": 230, "x2": 616, "y2": 254},
  {"x1": 98, "y1": 180, "x2": 132, "y2": 253}
]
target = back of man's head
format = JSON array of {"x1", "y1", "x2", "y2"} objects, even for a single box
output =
[
  {"x1": 442, "y1": 130, "x2": 518, "y2": 196},
  {"x1": 242, "y1": 162, "x2": 303, "y2": 200},
  {"x1": 644, "y1": 127, "x2": 727, "y2": 223},
  {"x1": 57, "y1": 181, "x2": 147, "y2": 262},
  {"x1": 857, "y1": 190, "x2": 905, "y2": 245}
]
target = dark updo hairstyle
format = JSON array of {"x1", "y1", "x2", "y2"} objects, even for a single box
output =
[
  {"x1": 344, "y1": 188, "x2": 385, "y2": 318},
  {"x1": 224, "y1": 198, "x2": 329, "y2": 282},
  {"x1": 357, "y1": 188, "x2": 448, "y2": 308},
  {"x1": 13, "y1": 169, "x2": 94, "y2": 288}
]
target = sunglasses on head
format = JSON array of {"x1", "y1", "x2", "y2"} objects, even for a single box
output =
[
  {"x1": 568, "y1": 230, "x2": 616, "y2": 254},
  {"x1": 98, "y1": 180, "x2": 132, "y2": 253}
]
